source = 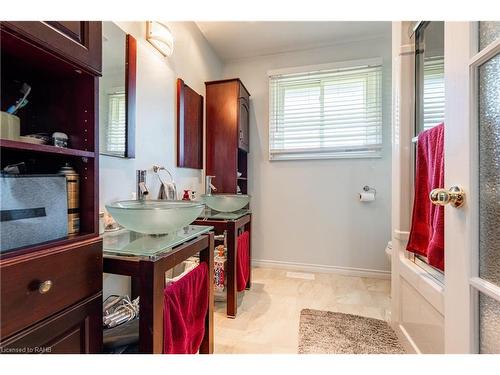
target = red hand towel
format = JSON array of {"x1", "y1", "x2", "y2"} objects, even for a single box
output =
[
  {"x1": 163, "y1": 262, "x2": 208, "y2": 354},
  {"x1": 236, "y1": 231, "x2": 250, "y2": 292},
  {"x1": 407, "y1": 123, "x2": 445, "y2": 271}
]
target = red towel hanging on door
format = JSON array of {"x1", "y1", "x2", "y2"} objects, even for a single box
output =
[
  {"x1": 407, "y1": 123, "x2": 445, "y2": 271},
  {"x1": 237, "y1": 231, "x2": 250, "y2": 292},
  {"x1": 163, "y1": 262, "x2": 208, "y2": 354}
]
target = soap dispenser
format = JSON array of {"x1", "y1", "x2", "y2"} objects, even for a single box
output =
[{"x1": 182, "y1": 190, "x2": 191, "y2": 201}]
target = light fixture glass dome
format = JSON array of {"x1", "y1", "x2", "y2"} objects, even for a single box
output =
[{"x1": 146, "y1": 21, "x2": 174, "y2": 56}]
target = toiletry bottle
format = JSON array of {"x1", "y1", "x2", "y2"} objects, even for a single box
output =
[
  {"x1": 214, "y1": 245, "x2": 226, "y2": 293},
  {"x1": 58, "y1": 163, "x2": 80, "y2": 235}
]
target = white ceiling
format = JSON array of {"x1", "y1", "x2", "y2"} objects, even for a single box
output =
[{"x1": 196, "y1": 21, "x2": 391, "y2": 62}]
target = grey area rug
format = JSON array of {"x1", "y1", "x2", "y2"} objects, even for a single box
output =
[{"x1": 298, "y1": 309, "x2": 406, "y2": 354}]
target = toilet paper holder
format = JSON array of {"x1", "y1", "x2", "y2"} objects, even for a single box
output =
[
  {"x1": 362, "y1": 185, "x2": 376, "y2": 195},
  {"x1": 359, "y1": 185, "x2": 376, "y2": 202}
]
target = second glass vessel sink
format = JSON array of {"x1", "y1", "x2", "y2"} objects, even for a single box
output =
[
  {"x1": 201, "y1": 194, "x2": 250, "y2": 212},
  {"x1": 106, "y1": 200, "x2": 204, "y2": 234}
]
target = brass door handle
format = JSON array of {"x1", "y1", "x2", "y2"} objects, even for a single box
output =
[
  {"x1": 38, "y1": 280, "x2": 53, "y2": 294},
  {"x1": 430, "y1": 186, "x2": 465, "y2": 208}
]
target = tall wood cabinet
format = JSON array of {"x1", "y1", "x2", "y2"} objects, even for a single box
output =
[
  {"x1": 0, "y1": 21, "x2": 103, "y2": 354},
  {"x1": 205, "y1": 79, "x2": 250, "y2": 194}
]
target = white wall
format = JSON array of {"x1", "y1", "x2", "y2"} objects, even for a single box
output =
[
  {"x1": 100, "y1": 22, "x2": 223, "y2": 297},
  {"x1": 223, "y1": 36, "x2": 392, "y2": 275}
]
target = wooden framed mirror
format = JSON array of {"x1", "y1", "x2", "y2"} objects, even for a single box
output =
[
  {"x1": 99, "y1": 22, "x2": 136, "y2": 158},
  {"x1": 177, "y1": 78, "x2": 203, "y2": 169}
]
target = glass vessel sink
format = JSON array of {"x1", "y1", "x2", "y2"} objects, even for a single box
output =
[
  {"x1": 201, "y1": 194, "x2": 250, "y2": 212},
  {"x1": 105, "y1": 200, "x2": 204, "y2": 234}
]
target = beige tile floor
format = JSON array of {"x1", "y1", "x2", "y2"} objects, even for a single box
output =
[{"x1": 213, "y1": 267, "x2": 391, "y2": 354}]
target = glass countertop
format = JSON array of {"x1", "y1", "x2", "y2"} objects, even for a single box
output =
[
  {"x1": 197, "y1": 207, "x2": 251, "y2": 221},
  {"x1": 102, "y1": 225, "x2": 213, "y2": 260}
]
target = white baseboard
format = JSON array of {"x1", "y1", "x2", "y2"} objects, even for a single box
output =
[{"x1": 252, "y1": 259, "x2": 391, "y2": 279}]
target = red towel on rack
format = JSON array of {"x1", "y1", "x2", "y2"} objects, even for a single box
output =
[
  {"x1": 237, "y1": 231, "x2": 250, "y2": 292},
  {"x1": 407, "y1": 123, "x2": 445, "y2": 271},
  {"x1": 163, "y1": 262, "x2": 208, "y2": 354}
]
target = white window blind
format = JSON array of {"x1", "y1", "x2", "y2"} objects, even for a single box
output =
[
  {"x1": 269, "y1": 60, "x2": 383, "y2": 160},
  {"x1": 423, "y1": 57, "x2": 445, "y2": 130},
  {"x1": 106, "y1": 92, "x2": 126, "y2": 155}
]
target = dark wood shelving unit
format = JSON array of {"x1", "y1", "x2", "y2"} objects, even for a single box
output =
[
  {"x1": 205, "y1": 78, "x2": 250, "y2": 194},
  {"x1": 0, "y1": 23, "x2": 100, "y2": 248},
  {"x1": 203, "y1": 78, "x2": 252, "y2": 319},
  {"x1": 0, "y1": 21, "x2": 103, "y2": 354}
]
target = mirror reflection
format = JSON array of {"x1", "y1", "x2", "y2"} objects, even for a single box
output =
[
  {"x1": 100, "y1": 22, "x2": 131, "y2": 158},
  {"x1": 415, "y1": 21, "x2": 445, "y2": 133}
]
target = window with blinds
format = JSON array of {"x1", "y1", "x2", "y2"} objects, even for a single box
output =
[
  {"x1": 423, "y1": 57, "x2": 445, "y2": 130},
  {"x1": 105, "y1": 92, "x2": 126, "y2": 155},
  {"x1": 268, "y1": 59, "x2": 383, "y2": 160}
]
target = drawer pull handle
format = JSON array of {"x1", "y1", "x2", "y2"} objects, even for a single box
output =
[{"x1": 38, "y1": 280, "x2": 53, "y2": 294}]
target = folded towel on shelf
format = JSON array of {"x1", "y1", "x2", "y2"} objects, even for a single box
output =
[
  {"x1": 236, "y1": 231, "x2": 250, "y2": 292},
  {"x1": 163, "y1": 262, "x2": 208, "y2": 354},
  {"x1": 407, "y1": 123, "x2": 445, "y2": 271}
]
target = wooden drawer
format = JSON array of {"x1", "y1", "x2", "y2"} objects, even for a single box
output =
[
  {"x1": 0, "y1": 293, "x2": 102, "y2": 354},
  {"x1": 0, "y1": 238, "x2": 102, "y2": 339}
]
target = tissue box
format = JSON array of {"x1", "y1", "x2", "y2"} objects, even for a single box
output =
[
  {"x1": 1, "y1": 174, "x2": 68, "y2": 252},
  {"x1": 0, "y1": 111, "x2": 20, "y2": 140}
]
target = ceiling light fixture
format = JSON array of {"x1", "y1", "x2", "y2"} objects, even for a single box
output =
[{"x1": 146, "y1": 21, "x2": 174, "y2": 57}]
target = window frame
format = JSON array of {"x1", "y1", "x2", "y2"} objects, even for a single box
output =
[{"x1": 268, "y1": 58, "x2": 384, "y2": 161}]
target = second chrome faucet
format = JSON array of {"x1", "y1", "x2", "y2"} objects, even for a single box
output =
[{"x1": 205, "y1": 175, "x2": 217, "y2": 195}]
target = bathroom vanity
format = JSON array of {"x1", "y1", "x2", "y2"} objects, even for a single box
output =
[
  {"x1": 194, "y1": 209, "x2": 251, "y2": 318},
  {"x1": 203, "y1": 78, "x2": 252, "y2": 318},
  {"x1": 102, "y1": 226, "x2": 215, "y2": 354}
]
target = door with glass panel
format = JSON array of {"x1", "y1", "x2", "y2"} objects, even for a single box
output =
[{"x1": 444, "y1": 21, "x2": 500, "y2": 353}]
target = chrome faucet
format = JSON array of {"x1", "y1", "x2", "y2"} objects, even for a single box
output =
[
  {"x1": 136, "y1": 170, "x2": 149, "y2": 200},
  {"x1": 205, "y1": 175, "x2": 217, "y2": 195}
]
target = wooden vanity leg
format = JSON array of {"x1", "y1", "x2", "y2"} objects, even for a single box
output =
[
  {"x1": 199, "y1": 232, "x2": 214, "y2": 354},
  {"x1": 131, "y1": 277, "x2": 140, "y2": 300},
  {"x1": 226, "y1": 221, "x2": 238, "y2": 318},
  {"x1": 138, "y1": 260, "x2": 164, "y2": 354},
  {"x1": 245, "y1": 217, "x2": 252, "y2": 290}
]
